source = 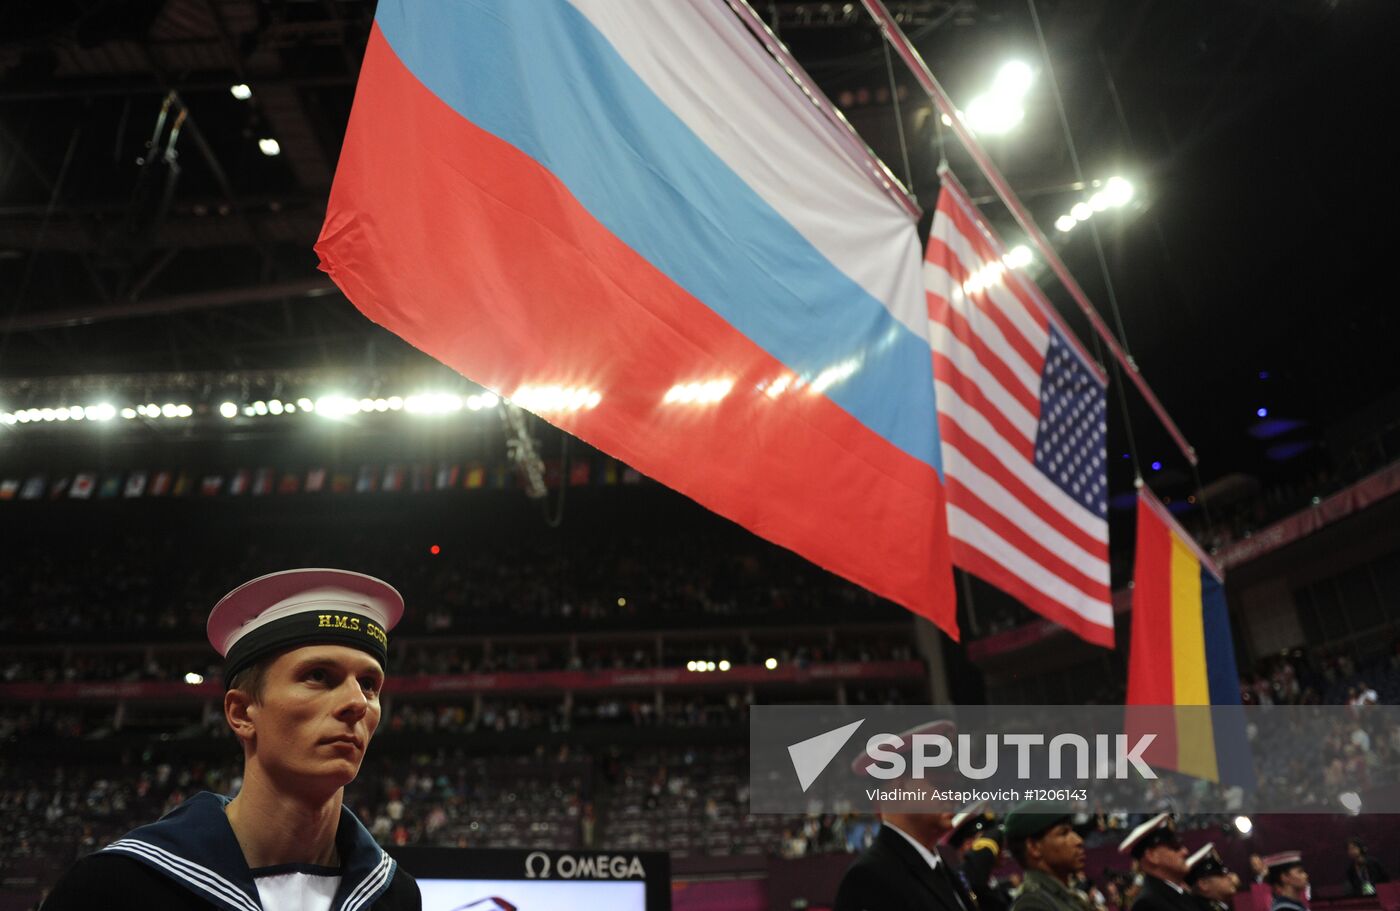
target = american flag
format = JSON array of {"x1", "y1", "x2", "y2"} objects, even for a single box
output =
[{"x1": 924, "y1": 177, "x2": 1113, "y2": 646}]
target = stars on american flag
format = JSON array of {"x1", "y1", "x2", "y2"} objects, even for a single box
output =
[{"x1": 1033, "y1": 327, "x2": 1108, "y2": 517}]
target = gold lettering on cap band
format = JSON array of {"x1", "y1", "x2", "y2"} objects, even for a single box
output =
[{"x1": 315, "y1": 613, "x2": 389, "y2": 648}]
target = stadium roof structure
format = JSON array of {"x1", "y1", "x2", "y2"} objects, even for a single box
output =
[{"x1": 0, "y1": 0, "x2": 1396, "y2": 492}]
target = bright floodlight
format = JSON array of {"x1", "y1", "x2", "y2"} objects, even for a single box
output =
[
  {"x1": 718, "y1": 660, "x2": 731, "y2": 672},
  {"x1": 121, "y1": 408, "x2": 137, "y2": 419},
  {"x1": 1103, "y1": 176, "x2": 1134, "y2": 207},
  {"x1": 268, "y1": 399, "x2": 285, "y2": 415},
  {"x1": 1004, "y1": 245, "x2": 1033, "y2": 269},
  {"x1": 296, "y1": 397, "x2": 314, "y2": 412},
  {"x1": 1089, "y1": 191, "x2": 1110, "y2": 212},
  {"x1": 258, "y1": 137, "x2": 281, "y2": 157},
  {"x1": 184, "y1": 672, "x2": 204, "y2": 685},
  {"x1": 219, "y1": 402, "x2": 238, "y2": 418},
  {"x1": 993, "y1": 61, "x2": 1034, "y2": 98},
  {"x1": 160, "y1": 403, "x2": 178, "y2": 418},
  {"x1": 229, "y1": 84, "x2": 252, "y2": 101},
  {"x1": 1340, "y1": 792, "x2": 1362, "y2": 814},
  {"x1": 1233, "y1": 815, "x2": 1253, "y2": 835},
  {"x1": 686, "y1": 661, "x2": 697, "y2": 672},
  {"x1": 253, "y1": 400, "x2": 268, "y2": 416},
  {"x1": 1070, "y1": 202, "x2": 1092, "y2": 221},
  {"x1": 965, "y1": 93, "x2": 1024, "y2": 134},
  {"x1": 480, "y1": 392, "x2": 499, "y2": 408},
  {"x1": 176, "y1": 404, "x2": 193, "y2": 418},
  {"x1": 1054, "y1": 215, "x2": 1077, "y2": 233},
  {"x1": 69, "y1": 405, "x2": 85, "y2": 420},
  {"x1": 765, "y1": 657, "x2": 778, "y2": 670}
]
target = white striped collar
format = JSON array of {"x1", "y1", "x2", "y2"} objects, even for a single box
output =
[{"x1": 99, "y1": 791, "x2": 396, "y2": 911}]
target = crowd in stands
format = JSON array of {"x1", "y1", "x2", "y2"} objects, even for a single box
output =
[{"x1": 0, "y1": 522, "x2": 898, "y2": 641}]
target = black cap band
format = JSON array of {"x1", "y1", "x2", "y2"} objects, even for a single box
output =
[
  {"x1": 1131, "y1": 827, "x2": 1181, "y2": 858},
  {"x1": 223, "y1": 609, "x2": 389, "y2": 688}
]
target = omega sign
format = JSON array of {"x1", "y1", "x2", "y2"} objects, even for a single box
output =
[{"x1": 523, "y1": 851, "x2": 646, "y2": 880}]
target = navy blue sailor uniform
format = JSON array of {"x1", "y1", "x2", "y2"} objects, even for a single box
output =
[{"x1": 42, "y1": 792, "x2": 419, "y2": 910}]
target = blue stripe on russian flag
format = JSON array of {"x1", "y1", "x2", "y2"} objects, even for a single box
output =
[{"x1": 373, "y1": 0, "x2": 942, "y2": 472}]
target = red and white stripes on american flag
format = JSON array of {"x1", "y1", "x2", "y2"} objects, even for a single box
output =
[{"x1": 925, "y1": 177, "x2": 1114, "y2": 647}]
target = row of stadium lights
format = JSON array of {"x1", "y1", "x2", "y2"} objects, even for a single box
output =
[
  {"x1": 10, "y1": 358, "x2": 1055, "y2": 426},
  {"x1": 2, "y1": 388, "x2": 592, "y2": 426},
  {"x1": 1052, "y1": 177, "x2": 1136, "y2": 234},
  {"x1": 686, "y1": 658, "x2": 781, "y2": 672}
]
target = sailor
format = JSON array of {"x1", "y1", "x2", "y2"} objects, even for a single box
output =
[
  {"x1": 1185, "y1": 843, "x2": 1237, "y2": 911},
  {"x1": 945, "y1": 802, "x2": 1008, "y2": 911},
  {"x1": 835, "y1": 720, "x2": 977, "y2": 911},
  {"x1": 1264, "y1": 852, "x2": 1309, "y2": 911},
  {"x1": 44, "y1": 569, "x2": 421, "y2": 910},
  {"x1": 1117, "y1": 813, "x2": 1196, "y2": 911}
]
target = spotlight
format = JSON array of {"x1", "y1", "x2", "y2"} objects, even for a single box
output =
[
  {"x1": 220, "y1": 402, "x2": 238, "y2": 418},
  {"x1": 1054, "y1": 215, "x2": 1077, "y2": 233},
  {"x1": 1233, "y1": 815, "x2": 1253, "y2": 835},
  {"x1": 1340, "y1": 792, "x2": 1362, "y2": 814},
  {"x1": 258, "y1": 138, "x2": 281, "y2": 156},
  {"x1": 268, "y1": 399, "x2": 284, "y2": 415},
  {"x1": 430, "y1": 545, "x2": 441, "y2": 555},
  {"x1": 765, "y1": 658, "x2": 778, "y2": 670},
  {"x1": 229, "y1": 84, "x2": 252, "y2": 100},
  {"x1": 965, "y1": 93, "x2": 1024, "y2": 134},
  {"x1": 161, "y1": 403, "x2": 179, "y2": 418},
  {"x1": 1070, "y1": 202, "x2": 1092, "y2": 221},
  {"x1": 718, "y1": 660, "x2": 731, "y2": 672},
  {"x1": 1102, "y1": 176, "x2": 1134, "y2": 207},
  {"x1": 993, "y1": 61, "x2": 1034, "y2": 98},
  {"x1": 121, "y1": 408, "x2": 137, "y2": 419},
  {"x1": 687, "y1": 661, "x2": 698, "y2": 672},
  {"x1": 1256, "y1": 407, "x2": 1268, "y2": 418},
  {"x1": 296, "y1": 398, "x2": 314, "y2": 411},
  {"x1": 184, "y1": 672, "x2": 204, "y2": 685},
  {"x1": 1004, "y1": 245, "x2": 1033, "y2": 269}
]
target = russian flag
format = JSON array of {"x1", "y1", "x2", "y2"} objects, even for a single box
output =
[
  {"x1": 316, "y1": 1, "x2": 957, "y2": 635},
  {"x1": 1127, "y1": 488, "x2": 1254, "y2": 788}
]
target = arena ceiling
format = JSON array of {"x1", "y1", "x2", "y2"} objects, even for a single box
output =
[{"x1": 0, "y1": 0, "x2": 1395, "y2": 493}]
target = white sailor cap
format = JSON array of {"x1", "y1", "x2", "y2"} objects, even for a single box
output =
[
  {"x1": 1118, "y1": 812, "x2": 1180, "y2": 857},
  {"x1": 208, "y1": 568, "x2": 404, "y2": 688},
  {"x1": 1186, "y1": 843, "x2": 1230, "y2": 883},
  {"x1": 850, "y1": 719, "x2": 957, "y2": 776},
  {"x1": 1263, "y1": 852, "x2": 1304, "y2": 882}
]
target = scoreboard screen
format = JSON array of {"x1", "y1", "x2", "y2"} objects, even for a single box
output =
[{"x1": 389, "y1": 847, "x2": 670, "y2": 911}]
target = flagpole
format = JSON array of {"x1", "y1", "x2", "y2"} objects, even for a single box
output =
[{"x1": 859, "y1": 0, "x2": 1198, "y2": 467}]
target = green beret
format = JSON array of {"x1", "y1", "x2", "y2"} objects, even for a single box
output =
[{"x1": 1004, "y1": 801, "x2": 1074, "y2": 842}]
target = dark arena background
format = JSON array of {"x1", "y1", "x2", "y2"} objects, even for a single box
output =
[{"x1": 2, "y1": 2, "x2": 1400, "y2": 910}]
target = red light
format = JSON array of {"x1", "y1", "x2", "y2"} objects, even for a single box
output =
[{"x1": 429, "y1": 545, "x2": 440, "y2": 555}]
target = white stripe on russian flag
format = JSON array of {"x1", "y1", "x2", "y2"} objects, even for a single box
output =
[{"x1": 563, "y1": 0, "x2": 928, "y2": 348}]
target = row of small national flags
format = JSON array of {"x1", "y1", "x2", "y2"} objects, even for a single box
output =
[{"x1": 0, "y1": 458, "x2": 647, "y2": 502}]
